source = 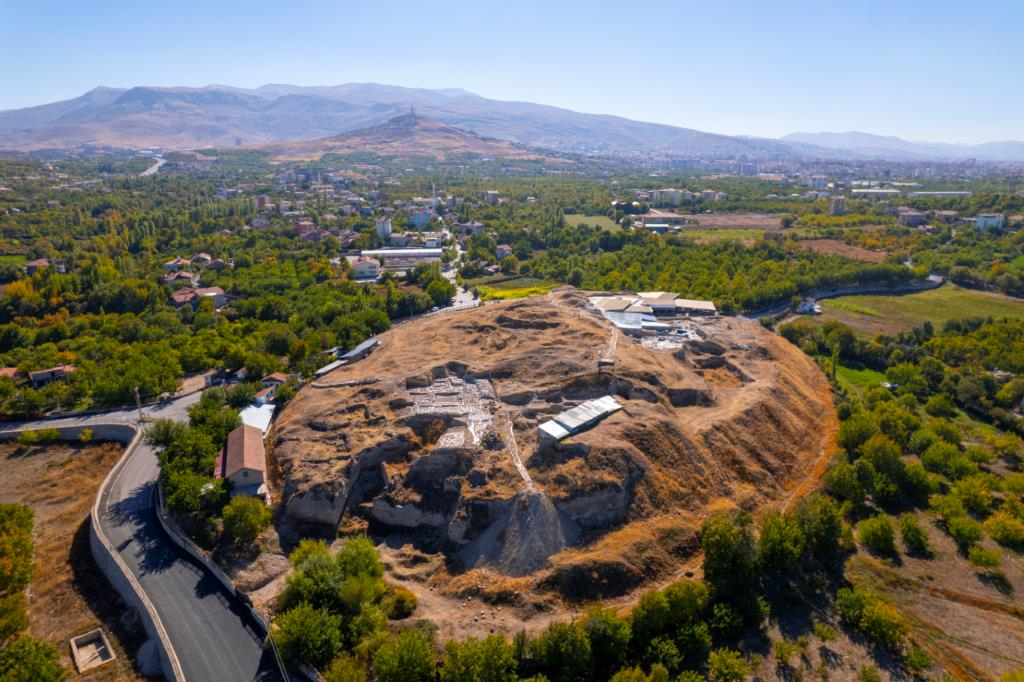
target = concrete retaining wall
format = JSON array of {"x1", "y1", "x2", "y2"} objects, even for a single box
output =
[{"x1": 0, "y1": 424, "x2": 185, "y2": 682}]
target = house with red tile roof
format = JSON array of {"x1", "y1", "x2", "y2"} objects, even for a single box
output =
[{"x1": 214, "y1": 424, "x2": 267, "y2": 498}]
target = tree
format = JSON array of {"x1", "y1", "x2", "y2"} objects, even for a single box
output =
[
  {"x1": 440, "y1": 635, "x2": 517, "y2": 682},
  {"x1": 426, "y1": 278, "x2": 455, "y2": 307},
  {"x1": 700, "y1": 511, "x2": 758, "y2": 608},
  {"x1": 273, "y1": 603, "x2": 343, "y2": 668},
  {"x1": 706, "y1": 648, "x2": 749, "y2": 682},
  {"x1": 324, "y1": 654, "x2": 366, "y2": 682},
  {"x1": 0, "y1": 636, "x2": 65, "y2": 681},
  {"x1": 222, "y1": 495, "x2": 270, "y2": 544},
  {"x1": 372, "y1": 628, "x2": 436, "y2": 682},
  {"x1": 857, "y1": 515, "x2": 896, "y2": 556},
  {"x1": 899, "y1": 515, "x2": 931, "y2": 556},
  {"x1": 530, "y1": 621, "x2": 592, "y2": 682},
  {"x1": 756, "y1": 511, "x2": 804, "y2": 575},
  {"x1": 583, "y1": 607, "x2": 631, "y2": 677}
]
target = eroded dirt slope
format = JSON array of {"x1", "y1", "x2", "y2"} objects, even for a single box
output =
[{"x1": 271, "y1": 290, "x2": 837, "y2": 606}]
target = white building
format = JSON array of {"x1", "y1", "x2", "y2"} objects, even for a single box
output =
[
  {"x1": 975, "y1": 213, "x2": 1006, "y2": 231},
  {"x1": 375, "y1": 217, "x2": 393, "y2": 238}
]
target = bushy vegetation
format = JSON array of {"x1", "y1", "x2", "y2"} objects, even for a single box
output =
[{"x1": 0, "y1": 504, "x2": 64, "y2": 680}]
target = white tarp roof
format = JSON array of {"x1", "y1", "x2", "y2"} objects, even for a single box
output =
[
  {"x1": 240, "y1": 403, "x2": 276, "y2": 435},
  {"x1": 541, "y1": 396, "x2": 622, "y2": 440}
]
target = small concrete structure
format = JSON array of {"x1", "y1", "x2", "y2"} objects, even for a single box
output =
[{"x1": 70, "y1": 628, "x2": 115, "y2": 673}]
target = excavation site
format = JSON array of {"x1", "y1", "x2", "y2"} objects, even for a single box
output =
[{"x1": 269, "y1": 288, "x2": 837, "y2": 618}]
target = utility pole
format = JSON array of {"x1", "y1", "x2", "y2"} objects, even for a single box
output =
[{"x1": 133, "y1": 386, "x2": 144, "y2": 423}]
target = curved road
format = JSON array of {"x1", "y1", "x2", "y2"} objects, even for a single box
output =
[{"x1": 1, "y1": 396, "x2": 282, "y2": 682}]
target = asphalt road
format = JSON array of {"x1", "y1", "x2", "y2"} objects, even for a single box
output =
[{"x1": 4, "y1": 396, "x2": 282, "y2": 681}]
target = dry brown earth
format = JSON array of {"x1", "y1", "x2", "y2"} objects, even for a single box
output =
[{"x1": 268, "y1": 290, "x2": 837, "y2": 634}]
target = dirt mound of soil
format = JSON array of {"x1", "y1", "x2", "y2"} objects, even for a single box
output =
[{"x1": 271, "y1": 290, "x2": 836, "y2": 605}]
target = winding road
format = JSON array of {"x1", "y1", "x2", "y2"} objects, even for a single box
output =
[{"x1": 0, "y1": 396, "x2": 282, "y2": 681}]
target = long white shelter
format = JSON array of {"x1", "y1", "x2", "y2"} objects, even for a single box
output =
[{"x1": 539, "y1": 395, "x2": 623, "y2": 442}]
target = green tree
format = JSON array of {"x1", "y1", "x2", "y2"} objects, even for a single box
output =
[
  {"x1": 0, "y1": 636, "x2": 65, "y2": 681},
  {"x1": 707, "y1": 648, "x2": 749, "y2": 682},
  {"x1": 756, "y1": 511, "x2": 804, "y2": 575},
  {"x1": 272, "y1": 603, "x2": 343, "y2": 668},
  {"x1": 583, "y1": 606, "x2": 631, "y2": 677},
  {"x1": 440, "y1": 635, "x2": 517, "y2": 682},
  {"x1": 857, "y1": 514, "x2": 896, "y2": 556},
  {"x1": 530, "y1": 621, "x2": 592, "y2": 682},
  {"x1": 701, "y1": 511, "x2": 758, "y2": 609},
  {"x1": 221, "y1": 495, "x2": 270, "y2": 544},
  {"x1": 373, "y1": 628, "x2": 436, "y2": 682}
]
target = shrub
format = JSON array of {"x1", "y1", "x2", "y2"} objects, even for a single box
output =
[
  {"x1": 924, "y1": 393, "x2": 957, "y2": 418},
  {"x1": 385, "y1": 586, "x2": 418, "y2": 620},
  {"x1": 324, "y1": 654, "x2": 366, "y2": 682},
  {"x1": 859, "y1": 665, "x2": 882, "y2": 682},
  {"x1": 0, "y1": 636, "x2": 65, "y2": 681},
  {"x1": 898, "y1": 515, "x2": 931, "y2": 556},
  {"x1": 812, "y1": 622, "x2": 838, "y2": 642},
  {"x1": 985, "y1": 511, "x2": 1024, "y2": 548},
  {"x1": 273, "y1": 603, "x2": 343, "y2": 668},
  {"x1": 905, "y1": 646, "x2": 932, "y2": 672},
  {"x1": 946, "y1": 516, "x2": 983, "y2": 550},
  {"x1": 859, "y1": 599, "x2": 907, "y2": 649},
  {"x1": 373, "y1": 628, "x2": 436, "y2": 682},
  {"x1": 953, "y1": 475, "x2": 995, "y2": 514},
  {"x1": 967, "y1": 545, "x2": 1001, "y2": 569},
  {"x1": 707, "y1": 648, "x2": 749, "y2": 682},
  {"x1": 221, "y1": 495, "x2": 270, "y2": 544},
  {"x1": 771, "y1": 638, "x2": 799, "y2": 664},
  {"x1": 0, "y1": 592, "x2": 28, "y2": 642},
  {"x1": 78, "y1": 428, "x2": 93, "y2": 443},
  {"x1": 857, "y1": 514, "x2": 896, "y2": 556},
  {"x1": 440, "y1": 635, "x2": 516, "y2": 682}
]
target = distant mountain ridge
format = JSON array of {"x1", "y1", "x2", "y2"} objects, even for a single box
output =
[
  {"x1": 782, "y1": 131, "x2": 1024, "y2": 162},
  {"x1": 0, "y1": 83, "x2": 796, "y2": 157},
  {"x1": 1, "y1": 83, "x2": 1020, "y2": 161}
]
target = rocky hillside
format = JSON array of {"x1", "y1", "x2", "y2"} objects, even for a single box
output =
[
  {"x1": 270, "y1": 290, "x2": 836, "y2": 602},
  {"x1": 259, "y1": 113, "x2": 558, "y2": 162}
]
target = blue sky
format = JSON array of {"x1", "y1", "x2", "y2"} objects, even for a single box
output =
[{"x1": 2, "y1": 0, "x2": 1021, "y2": 143}]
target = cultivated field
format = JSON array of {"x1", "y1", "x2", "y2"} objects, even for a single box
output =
[
  {"x1": 819, "y1": 285, "x2": 1024, "y2": 336},
  {"x1": 564, "y1": 213, "x2": 620, "y2": 231},
  {"x1": 0, "y1": 441, "x2": 147, "y2": 681},
  {"x1": 474, "y1": 276, "x2": 558, "y2": 300},
  {"x1": 797, "y1": 238, "x2": 889, "y2": 263},
  {"x1": 678, "y1": 212, "x2": 782, "y2": 231}
]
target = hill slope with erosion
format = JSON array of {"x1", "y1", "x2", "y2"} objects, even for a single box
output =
[{"x1": 270, "y1": 290, "x2": 836, "y2": 607}]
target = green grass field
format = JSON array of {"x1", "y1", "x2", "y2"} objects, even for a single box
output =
[
  {"x1": 680, "y1": 228, "x2": 765, "y2": 241},
  {"x1": 819, "y1": 285, "x2": 1024, "y2": 336},
  {"x1": 835, "y1": 364, "x2": 886, "y2": 395},
  {"x1": 0, "y1": 255, "x2": 26, "y2": 266},
  {"x1": 475, "y1": 277, "x2": 558, "y2": 301},
  {"x1": 564, "y1": 214, "x2": 621, "y2": 232}
]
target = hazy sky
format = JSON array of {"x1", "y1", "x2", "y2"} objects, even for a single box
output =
[{"x1": 2, "y1": 0, "x2": 1021, "y2": 143}]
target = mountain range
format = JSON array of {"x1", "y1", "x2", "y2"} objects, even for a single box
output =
[
  {"x1": 782, "y1": 131, "x2": 1024, "y2": 162},
  {"x1": 0, "y1": 83, "x2": 1021, "y2": 162}
]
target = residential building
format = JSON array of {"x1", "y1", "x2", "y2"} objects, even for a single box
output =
[
  {"x1": 897, "y1": 210, "x2": 926, "y2": 227},
  {"x1": 455, "y1": 220, "x2": 484, "y2": 236},
  {"x1": 24, "y1": 258, "x2": 52, "y2": 275},
  {"x1": 29, "y1": 364, "x2": 76, "y2": 389},
  {"x1": 162, "y1": 257, "x2": 190, "y2": 271},
  {"x1": 375, "y1": 217, "x2": 393, "y2": 239},
  {"x1": 350, "y1": 256, "x2": 381, "y2": 280},
  {"x1": 214, "y1": 425, "x2": 267, "y2": 498},
  {"x1": 650, "y1": 188, "x2": 683, "y2": 206},
  {"x1": 495, "y1": 244, "x2": 514, "y2": 260},
  {"x1": 975, "y1": 213, "x2": 1006, "y2": 231},
  {"x1": 409, "y1": 208, "x2": 431, "y2": 230},
  {"x1": 485, "y1": 190, "x2": 499, "y2": 205},
  {"x1": 829, "y1": 196, "x2": 847, "y2": 216}
]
